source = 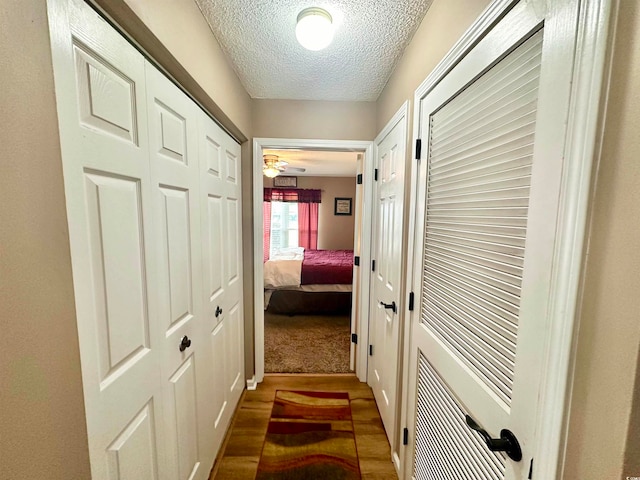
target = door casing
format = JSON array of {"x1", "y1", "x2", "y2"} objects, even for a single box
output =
[{"x1": 252, "y1": 138, "x2": 374, "y2": 385}]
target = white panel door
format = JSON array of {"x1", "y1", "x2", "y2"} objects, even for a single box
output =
[
  {"x1": 198, "y1": 112, "x2": 245, "y2": 457},
  {"x1": 48, "y1": 2, "x2": 165, "y2": 478},
  {"x1": 145, "y1": 64, "x2": 208, "y2": 480},
  {"x1": 368, "y1": 111, "x2": 407, "y2": 443},
  {"x1": 406, "y1": 1, "x2": 581, "y2": 478}
]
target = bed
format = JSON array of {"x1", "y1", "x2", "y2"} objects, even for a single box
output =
[{"x1": 264, "y1": 248, "x2": 354, "y2": 315}]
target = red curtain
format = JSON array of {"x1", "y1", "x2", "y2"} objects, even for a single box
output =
[
  {"x1": 264, "y1": 188, "x2": 321, "y2": 203},
  {"x1": 298, "y1": 202, "x2": 318, "y2": 250},
  {"x1": 263, "y1": 201, "x2": 272, "y2": 262}
]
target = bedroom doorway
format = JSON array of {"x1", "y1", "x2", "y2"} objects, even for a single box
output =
[{"x1": 253, "y1": 139, "x2": 374, "y2": 384}]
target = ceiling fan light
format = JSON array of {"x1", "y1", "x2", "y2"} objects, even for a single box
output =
[
  {"x1": 296, "y1": 7, "x2": 334, "y2": 51},
  {"x1": 263, "y1": 166, "x2": 280, "y2": 178}
]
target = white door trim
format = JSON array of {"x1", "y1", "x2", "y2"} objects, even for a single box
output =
[
  {"x1": 252, "y1": 138, "x2": 374, "y2": 384},
  {"x1": 401, "y1": 0, "x2": 616, "y2": 478}
]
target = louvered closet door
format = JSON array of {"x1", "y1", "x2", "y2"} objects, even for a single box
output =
[{"x1": 407, "y1": 1, "x2": 579, "y2": 478}]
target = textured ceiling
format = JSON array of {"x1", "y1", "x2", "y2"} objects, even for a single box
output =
[
  {"x1": 263, "y1": 149, "x2": 359, "y2": 177},
  {"x1": 194, "y1": 0, "x2": 434, "y2": 101}
]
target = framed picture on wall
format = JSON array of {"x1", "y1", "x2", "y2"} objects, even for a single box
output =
[
  {"x1": 334, "y1": 197, "x2": 352, "y2": 216},
  {"x1": 273, "y1": 176, "x2": 297, "y2": 187}
]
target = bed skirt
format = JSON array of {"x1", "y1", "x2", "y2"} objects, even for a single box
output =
[{"x1": 266, "y1": 289, "x2": 352, "y2": 315}]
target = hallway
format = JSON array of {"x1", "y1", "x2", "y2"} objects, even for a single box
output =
[{"x1": 210, "y1": 375, "x2": 399, "y2": 479}]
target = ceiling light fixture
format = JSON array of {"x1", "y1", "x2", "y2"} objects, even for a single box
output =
[
  {"x1": 263, "y1": 166, "x2": 280, "y2": 178},
  {"x1": 295, "y1": 7, "x2": 334, "y2": 51},
  {"x1": 263, "y1": 154, "x2": 282, "y2": 178}
]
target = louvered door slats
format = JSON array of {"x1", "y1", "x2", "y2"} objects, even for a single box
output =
[
  {"x1": 429, "y1": 140, "x2": 534, "y2": 181},
  {"x1": 426, "y1": 366, "x2": 504, "y2": 476},
  {"x1": 432, "y1": 33, "x2": 543, "y2": 135},
  {"x1": 426, "y1": 226, "x2": 525, "y2": 251},
  {"x1": 431, "y1": 98, "x2": 538, "y2": 158},
  {"x1": 433, "y1": 80, "x2": 540, "y2": 145},
  {"x1": 421, "y1": 29, "x2": 543, "y2": 405},
  {"x1": 430, "y1": 116, "x2": 537, "y2": 167},
  {"x1": 422, "y1": 292, "x2": 516, "y2": 376},
  {"x1": 427, "y1": 220, "x2": 526, "y2": 241},
  {"x1": 427, "y1": 206, "x2": 529, "y2": 219},
  {"x1": 430, "y1": 163, "x2": 532, "y2": 196},
  {"x1": 422, "y1": 242, "x2": 518, "y2": 300},
  {"x1": 427, "y1": 233, "x2": 525, "y2": 264},
  {"x1": 425, "y1": 258, "x2": 520, "y2": 316},
  {"x1": 414, "y1": 353, "x2": 505, "y2": 480},
  {"x1": 425, "y1": 249, "x2": 520, "y2": 297}
]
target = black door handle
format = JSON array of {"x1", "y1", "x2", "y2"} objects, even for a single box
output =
[
  {"x1": 179, "y1": 335, "x2": 192, "y2": 352},
  {"x1": 380, "y1": 301, "x2": 396, "y2": 313},
  {"x1": 215, "y1": 306, "x2": 223, "y2": 318},
  {"x1": 465, "y1": 415, "x2": 522, "y2": 461}
]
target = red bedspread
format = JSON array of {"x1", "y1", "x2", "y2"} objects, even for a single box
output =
[{"x1": 301, "y1": 249, "x2": 354, "y2": 285}]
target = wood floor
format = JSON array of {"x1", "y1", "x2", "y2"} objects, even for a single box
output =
[{"x1": 209, "y1": 374, "x2": 399, "y2": 479}]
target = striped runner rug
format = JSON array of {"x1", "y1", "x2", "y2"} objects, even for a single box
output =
[{"x1": 256, "y1": 390, "x2": 361, "y2": 479}]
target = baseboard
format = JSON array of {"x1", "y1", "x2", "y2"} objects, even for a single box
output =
[
  {"x1": 246, "y1": 375, "x2": 258, "y2": 390},
  {"x1": 392, "y1": 452, "x2": 401, "y2": 475}
]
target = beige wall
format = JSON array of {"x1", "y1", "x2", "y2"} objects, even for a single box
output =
[
  {"x1": 563, "y1": 2, "x2": 640, "y2": 479},
  {"x1": 264, "y1": 177, "x2": 357, "y2": 250},
  {"x1": 376, "y1": 0, "x2": 492, "y2": 131},
  {"x1": 253, "y1": 99, "x2": 377, "y2": 141},
  {"x1": 0, "y1": 1, "x2": 91, "y2": 478}
]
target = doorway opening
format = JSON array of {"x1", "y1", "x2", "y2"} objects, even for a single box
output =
[{"x1": 252, "y1": 139, "x2": 374, "y2": 384}]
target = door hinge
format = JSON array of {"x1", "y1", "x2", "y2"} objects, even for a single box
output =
[
  {"x1": 403, "y1": 427, "x2": 409, "y2": 445},
  {"x1": 354, "y1": 256, "x2": 360, "y2": 266},
  {"x1": 369, "y1": 345, "x2": 373, "y2": 356},
  {"x1": 356, "y1": 173, "x2": 363, "y2": 185},
  {"x1": 372, "y1": 259, "x2": 376, "y2": 272},
  {"x1": 351, "y1": 333, "x2": 358, "y2": 344},
  {"x1": 374, "y1": 168, "x2": 378, "y2": 181},
  {"x1": 408, "y1": 291, "x2": 415, "y2": 311},
  {"x1": 528, "y1": 458, "x2": 533, "y2": 479},
  {"x1": 416, "y1": 139, "x2": 422, "y2": 160}
]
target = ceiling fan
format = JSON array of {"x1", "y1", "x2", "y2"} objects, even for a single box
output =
[{"x1": 263, "y1": 154, "x2": 306, "y2": 178}]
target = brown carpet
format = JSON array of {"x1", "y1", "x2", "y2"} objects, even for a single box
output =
[
  {"x1": 255, "y1": 390, "x2": 361, "y2": 479},
  {"x1": 264, "y1": 311, "x2": 352, "y2": 373}
]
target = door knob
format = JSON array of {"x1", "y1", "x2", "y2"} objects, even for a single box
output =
[
  {"x1": 465, "y1": 415, "x2": 522, "y2": 461},
  {"x1": 380, "y1": 301, "x2": 396, "y2": 313},
  {"x1": 215, "y1": 306, "x2": 223, "y2": 318},
  {"x1": 179, "y1": 335, "x2": 192, "y2": 352}
]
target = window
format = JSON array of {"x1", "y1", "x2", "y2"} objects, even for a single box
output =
[
  {"x1": 270, "y1": 201, "x2": 299, "y2": 256},
  {"x1": 263, "y1": 188, "x2": 320, "y2": 261}
]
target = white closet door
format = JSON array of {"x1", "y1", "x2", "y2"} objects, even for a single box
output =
[
  {"x1": 406, "y1": 1, "x2": 581, "y2": 478},
  {"x1": 145, "y1": 64, "x2": 208, "y2": 480},
  {"x1": 198, "y1": 112, "x2": 244, "y2": 457},
  {"x1": 368, "y1": 108, "x2": 407, "y2": 445},
  {"x1": 49, "y1": 2, "x2": 165, "y2": 478}
]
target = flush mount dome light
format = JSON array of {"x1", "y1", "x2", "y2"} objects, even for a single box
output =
[{"x1": 296, "y1": 7, "x2": 334, "y2": 51}]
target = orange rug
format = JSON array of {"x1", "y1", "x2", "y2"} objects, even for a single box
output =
[{"x1": 255, "y1": 390, "x2": 361, "y2": 479}]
